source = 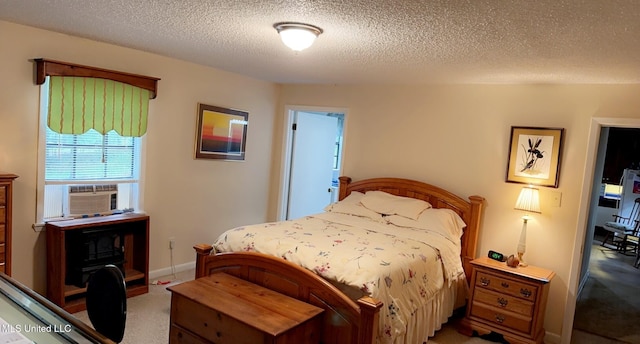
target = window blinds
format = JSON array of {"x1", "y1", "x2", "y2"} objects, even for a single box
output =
[{"x1": 45, "y1": 127, "x2": 138, "y2": 181}]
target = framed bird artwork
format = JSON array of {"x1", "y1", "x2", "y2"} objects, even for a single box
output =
[{"x1": 506, "y1": 126, "x2": 565, "y2": 188}]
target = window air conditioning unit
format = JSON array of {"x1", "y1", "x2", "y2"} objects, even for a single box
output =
[{"x1": 68, "y1": 185, "x2": 118, "y2": 217}]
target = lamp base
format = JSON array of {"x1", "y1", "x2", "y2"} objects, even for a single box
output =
[{"x1": 517, "y1": 252, "x2": 528, "y2": 267}]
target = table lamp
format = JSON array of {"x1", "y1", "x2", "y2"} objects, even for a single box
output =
[{"x1": 514, "y1": 185, "x2": 541, "y2": 267}]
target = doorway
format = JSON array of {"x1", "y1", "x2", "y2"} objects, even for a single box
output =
[
  {"x1": 563, "y1": 118, "x2": 640, "y2": 343},
  {"x1": 277, "y1": 106, "x2": 346, "y2": 221},
  {"x1": 570, "y1": 126, "x2": 640, "y2": 342}
]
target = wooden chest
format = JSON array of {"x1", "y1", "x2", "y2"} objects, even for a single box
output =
[
  {"x1": 459, "y1": 257, "x2": 554, "y2": 344},
  {"x1": 168, "y1": 272, "x2": 324, "y2": 344}
]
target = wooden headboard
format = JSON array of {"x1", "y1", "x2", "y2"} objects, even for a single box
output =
[{"x1": 338, "y1": 176, "x2": 484, "y2": 281}]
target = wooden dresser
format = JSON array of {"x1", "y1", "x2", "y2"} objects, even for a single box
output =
[
  {"x1": 458, "y1": 257, "x2": 555, "y2": 344},
  {"x1": 168, "y1": 272, "x2": 324, "y2": 344},
  {"x1": 0, "y1": 173, "x2": 18, "y2": 276}
]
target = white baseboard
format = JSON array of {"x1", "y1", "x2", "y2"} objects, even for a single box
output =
[
  {"x1": 576, "y1": 269, "x2": 590, "y2": 298},
  {"x1": 148, "y1": 261, "x2": 195, "y2": 280},
  {"x1": 545, "y1": 331, "x2": 561, "y2": 344}
]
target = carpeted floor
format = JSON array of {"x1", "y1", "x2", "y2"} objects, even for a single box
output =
[
  {"x1": 72, "y1": 243, "x2": 640, "y2": 344},
  {"x1": 73, "y1": 269, "x2": 194, "y2": 344},
  {"x1": 73, "y1": 269, "x2": 495, "y2": 344},
  {"x1": 572, "y1": 243, "x2": 640, "y2": 344}
]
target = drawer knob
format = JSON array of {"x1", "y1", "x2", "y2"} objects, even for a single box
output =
[
  {"x1": 501, "y1": 282, "x2": 509, "y2": 288},
  {"x1": 497, "y1": 297, "x2": 508, "y2": 307},
  {"x1": 520, "y1": 288, "x2": 532, "y2": 298},
  {"x1": 495, "y1": 314, "x2": 505, "y2": 323},
  {"x1": 480, "y1": 277, "x2": 490, "y2": 286}
]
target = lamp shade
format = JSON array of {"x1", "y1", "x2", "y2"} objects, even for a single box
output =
[
  {"x1": 274, "y1": 22, "x2": 323, "y2": 51},
  {"x1": 515, "y1": 186, "x2": 541, "y2": 213}
]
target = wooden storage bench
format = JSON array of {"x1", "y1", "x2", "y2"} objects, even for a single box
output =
[{"x1": 168, "y1": 272, "x2": 324, "y2": 344}]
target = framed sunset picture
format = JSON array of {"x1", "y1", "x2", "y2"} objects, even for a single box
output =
[{"x1": 195, "y1": 103, "x2": 248, "y2": 160}]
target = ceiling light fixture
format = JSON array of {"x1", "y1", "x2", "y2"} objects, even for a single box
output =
[{"x1": 274, "y1": 22, "x2": 323, "y2": 51}]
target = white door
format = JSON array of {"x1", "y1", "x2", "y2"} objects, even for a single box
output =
[{"x1": 287, "y1": 112, "x2": 338, "y2": 219}]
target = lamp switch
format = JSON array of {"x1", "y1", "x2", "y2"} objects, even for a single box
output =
[{"x1": 551, "y1": 191, "x2": 562, "y2": 207}]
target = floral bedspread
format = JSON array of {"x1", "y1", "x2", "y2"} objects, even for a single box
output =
[{"x1": 213, "y1": 212, "x2": 464, "y2": 343}]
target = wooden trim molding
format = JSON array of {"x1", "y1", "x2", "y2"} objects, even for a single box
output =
[{"x1": 34, "y1": 58, "x2": 160, "y2": 98}]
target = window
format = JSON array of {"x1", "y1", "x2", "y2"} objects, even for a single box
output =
[
  {"x1": 41, "y1": 126, "x2": 141, "y2": 219},
  {"x1": 45, "y1": 128, "x2": 138, "y2": 181},
  {"x1": 38, "y1": 78, "x2": 142, "y2": 220},
  {"x1": 34, "y1": 59, "x2": 159, "y2": 224}
]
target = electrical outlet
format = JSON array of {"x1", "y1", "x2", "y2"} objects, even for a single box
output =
[{"x1": 169, "y1": 237, "x2": 175, "y2": 249}]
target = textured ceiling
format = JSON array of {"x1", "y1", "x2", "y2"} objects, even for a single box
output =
[{"x1": 1, "y1": 0, "x2": 640, "y2": 84}]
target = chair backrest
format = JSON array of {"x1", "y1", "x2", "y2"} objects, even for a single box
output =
[
  {"x1": 86, "y1": 265, "x2": 127, "y2": 343},
  {"x1": 627, "y1": 198, "x2": 640, "y2": 234}
]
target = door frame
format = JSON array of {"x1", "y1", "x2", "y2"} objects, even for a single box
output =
[
  {"x1": 562, "y1": 116, "x2": 640, "y2": 344},
  {"x1": 276, "y1": 105, "x2": 348, "y2": 221}
]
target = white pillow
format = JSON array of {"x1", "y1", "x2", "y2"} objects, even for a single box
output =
[
  {"x1": 339, "y1": 191, "x2": 365, "y2": 204},
  {"x1": 361, "y1": 191, "x2": 432, "y2": 220},
  {"x1": 324, "y1": 192, "x2": 382, "y2": 220},
  {"x1": 386, "y1": 208, "x2": 467, "y2": 240}
]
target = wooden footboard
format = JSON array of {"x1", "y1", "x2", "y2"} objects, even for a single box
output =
[{"x1": 194, "y1": 244, "x2": 382, "y2": 344}]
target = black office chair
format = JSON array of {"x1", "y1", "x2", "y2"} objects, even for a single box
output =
[{"x1": 86, "y1": 265, "x2": 127, "y2": 343}]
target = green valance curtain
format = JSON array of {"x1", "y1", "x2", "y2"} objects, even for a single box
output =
[{"x1": 47, "y1": 76, "x2": 151, "y2": 137}]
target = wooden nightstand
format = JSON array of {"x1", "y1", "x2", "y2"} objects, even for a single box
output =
[{"x1": 458, "y1": 257, "x2": 555, "y2": 344}]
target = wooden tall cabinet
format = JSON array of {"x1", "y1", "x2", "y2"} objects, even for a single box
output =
[{"x1": 0, "y1": 173, "x2": 18, "y2": 276}]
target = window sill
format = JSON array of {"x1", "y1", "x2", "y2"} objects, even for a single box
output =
[
  {"x1": 32, "y1": 217, "x2": 76, "y2": 232},
  {"x1": 32, "y1": 223, "x2": 45, "y2": 232}
]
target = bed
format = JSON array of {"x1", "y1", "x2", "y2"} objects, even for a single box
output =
[{"x1": 194, "y1": 176, "x2": 484, "y2": 344}]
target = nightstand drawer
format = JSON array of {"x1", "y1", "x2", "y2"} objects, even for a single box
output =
[
  {"x1": 0, "y1": 207, "x2": 5, "y2": 223},
  {"x1": 473, "y1": 288, "x2": 533, "y2": 317},
  {"x1": 476, "y1": 271, "x2": 538, "y2": 302},
  {"x1": 470, "y1": 301, "x2": 532, "y2": 333}
]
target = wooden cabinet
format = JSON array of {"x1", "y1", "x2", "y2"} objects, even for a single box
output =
[
  {"x1": 459, "y1": 257, "x2": 555, "y2": 344},
  {"x1": 168, "y1": 272, "x2": 324, "y2": 344},
  {"x1": 46, "y1": 213, "x2": 149, "y2": 313},
  {"x1": 0, "y1": 173, "x2": 18, "y2": 276}
]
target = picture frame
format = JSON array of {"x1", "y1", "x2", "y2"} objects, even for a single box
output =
[
  {"x1": 194, "y1": 103, "x2": 248, "y2": 160},
  {"x1": 506, "y1": 126, "x2": 564, "y2": 188}
]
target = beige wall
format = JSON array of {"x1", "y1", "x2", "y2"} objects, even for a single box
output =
[
  {"x1": 276, "y1": 84, "x2": 640, "y2": 340},
  {"x1": 0, "y1": 21, "x2": 278, "y2": 291},
  {"x1": 4, "y1": 19, "x2": 640, "y2": 343}
]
